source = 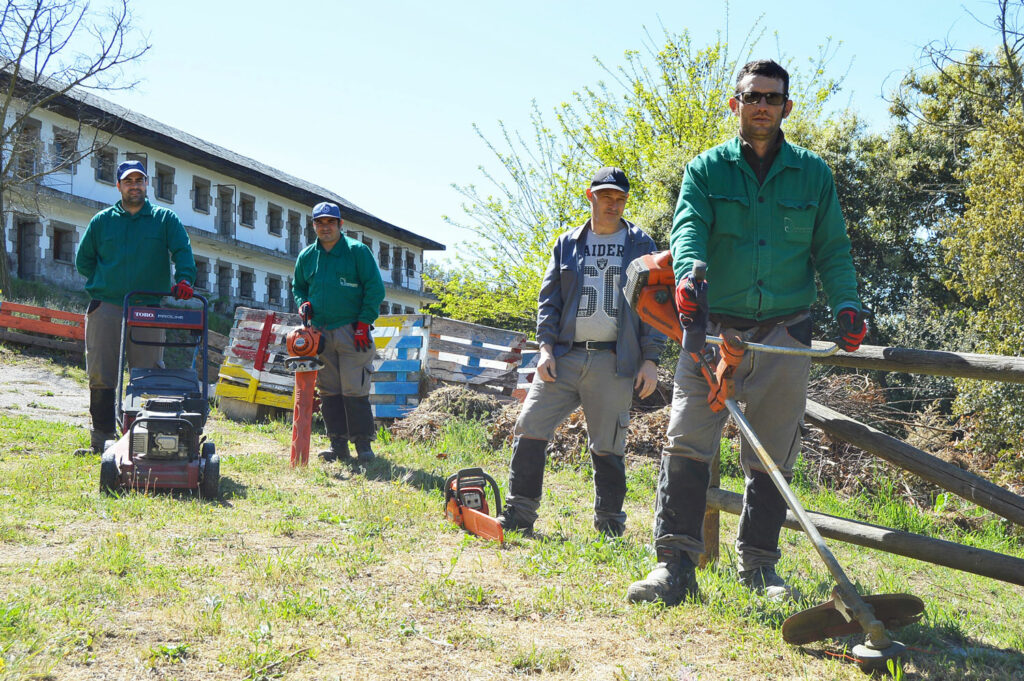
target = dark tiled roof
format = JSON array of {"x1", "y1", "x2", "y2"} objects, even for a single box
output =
[{"x1": 10, "y1": 71, "x2": 445, "y2": 251}]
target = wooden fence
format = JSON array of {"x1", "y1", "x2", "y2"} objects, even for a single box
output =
[{"x1": 699, "y1": 343, "x2": 1024, "y2": 587}]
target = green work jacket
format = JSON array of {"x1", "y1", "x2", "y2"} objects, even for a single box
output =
[
  {"x1": 76, "y1": 199, "x2": 196, "y2": 305},
  {"x1": 291, "y1": 236, "x2": 385, "y2": 329},
  {"x1": 670, "y1": 136, "x2": 861, "y2": 321}
]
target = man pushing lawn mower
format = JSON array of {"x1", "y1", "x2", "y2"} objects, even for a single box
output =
[
  {"x1": 292, "y1": 201, "x2": 386, "y2": 464},
  {"x1": 627, "y1": 59, "x2": 869, "y2": 606}
]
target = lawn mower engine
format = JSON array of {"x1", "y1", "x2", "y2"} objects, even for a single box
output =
[{"x1": 130, "y1": 396, "x2": 204, "y2": 460}]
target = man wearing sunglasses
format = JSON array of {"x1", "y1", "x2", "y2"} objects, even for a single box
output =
[{"x1": 628, "y1": 60, "x2": 867, "y2": 606}]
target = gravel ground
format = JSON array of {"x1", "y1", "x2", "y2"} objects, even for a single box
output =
[{"x1": 0, "y1": 361, "x2": 89, "y2": 428}]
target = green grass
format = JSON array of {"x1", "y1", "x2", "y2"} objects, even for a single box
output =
[{"x1": 0, "y1": 400, "x2": 1022, "y2": 679}]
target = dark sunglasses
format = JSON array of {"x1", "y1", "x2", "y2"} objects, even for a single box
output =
[{"x1": 735, "y1": 91, "x2": 788, "y2": 106}]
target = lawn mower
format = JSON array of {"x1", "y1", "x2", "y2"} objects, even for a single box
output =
[
  {"x1": 444, "y1": 468, "x2": 504, "y2": 542},
  {"x1": 99, "y1": 290, "x2": 218, "y2": 498},
  {"x1": 625, "y1": 252, "x2": 924, "y2": 675}
]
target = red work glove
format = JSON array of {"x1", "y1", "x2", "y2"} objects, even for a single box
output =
[
  {"x1": 171, "y1": 280, "x2": 194, "y2": 300},
  {"x1": 836, "y1": 308, "x2": 868, "y2": 352},
  {"x1": 352, "y1": 321, "x2": 372, "y2": 352},
  {"x1": 298, "y1": 301, "x2": 313, "y2": 322},
  {"x1": 675, "y1": 273, "x2": 701, "y2": 322}
]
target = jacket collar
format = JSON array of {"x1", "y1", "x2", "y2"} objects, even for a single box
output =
[
  {"x1": 315, "y1": 235, "x2": 351, "y2": 257},
  {"x1": 722, "y1": 132, "x2": 799, "y2": 169},
  {"x1": 112, "y1": 198, "x2": 154, "y2": 218},
  {"x1": 570, "y1": 217, "x2": 637, "y2": 242}
]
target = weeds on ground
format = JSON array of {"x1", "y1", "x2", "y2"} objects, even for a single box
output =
[{"x1": 0, "y1": 410, "x2": 1021, "y2": 679}]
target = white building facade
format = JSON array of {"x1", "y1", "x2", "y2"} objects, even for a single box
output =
[{"x1": 2, "y1": 88, "x2": 445, "y2": 315}]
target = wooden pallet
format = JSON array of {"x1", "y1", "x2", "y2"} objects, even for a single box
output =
[
  {"x1": 0, "y1": 301, "x2": 85, "y2": 352},
  {"x1": 426, "y1": 316, "x2": 527, "y2": 394}
]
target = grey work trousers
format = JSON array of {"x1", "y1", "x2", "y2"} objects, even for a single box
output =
[
  {"x1": 654, "y1": 322, "x2": 811, "y2": 571},
  {"x1": 85, "y1": 301, "x2": 164, "y2": 390},
  {"x1": 507, "y1": 347, "x2": 634, "y2": 525},
  {"x1": 316, "y1": 324, "x2": 375, "y2": 397}
]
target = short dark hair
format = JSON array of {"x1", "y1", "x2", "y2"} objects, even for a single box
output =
[{"x1": 736, "y1": 59, "x2": 789, "y2": 96}]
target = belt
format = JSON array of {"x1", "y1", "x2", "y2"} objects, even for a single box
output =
[{"x1": 572, "y1": 340, "x2": 616, "y2": 351}]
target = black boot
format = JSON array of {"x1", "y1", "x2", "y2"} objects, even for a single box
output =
[
  {"x1": 78, "y1": 388, "x2": 116, "y2": 455},
  {"x1": 592, "y1": 452, "x2": 627, "y2": 537},
  {"x1": 626, "y1": 545, "x2": 699, "y2": 605},
  {"x1": 319, "y1": 395, "x2": 350, "y2": 462},
  {"x1": 345, "y1": 396, "x2": 376, "y2": 462},
  {"x1": 736, "y1": 471, "x2": 794, "y2": 599},
  {"x1": 497, "y1": 437, "x2": 547, "y2": 534}
]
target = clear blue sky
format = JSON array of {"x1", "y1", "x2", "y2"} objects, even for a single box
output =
[{"x1": 102, "y1": 1, "x2": 997, "y2": 263}]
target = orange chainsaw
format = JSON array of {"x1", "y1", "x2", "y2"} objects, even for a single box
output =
[{"x1": 444, "y1": 468, "x2": 504, "y2": 542}]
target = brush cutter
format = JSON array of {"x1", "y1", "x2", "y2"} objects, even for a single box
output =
[
  {"x1": 284, "y1": 307, "x2": 323, "y2": 466},
  {"x1": 444, "y1": 468, "x2": 504, "y2": 542},
  {"x1": 625, "y1": 252, "x2": 924, "y2": 674}
]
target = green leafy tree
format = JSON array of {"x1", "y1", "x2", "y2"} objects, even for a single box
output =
[{"x1": 430, "y1": 24, "x2": 844, "y2": 329}]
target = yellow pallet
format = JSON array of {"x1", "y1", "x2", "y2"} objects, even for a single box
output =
[{"x1": 215, "y1": 380, "x2": 294, "y2": 410}]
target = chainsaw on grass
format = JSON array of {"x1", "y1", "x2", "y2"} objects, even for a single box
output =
[{"x1": 444, "y1": 468, "x2": 504, "y2": 542}]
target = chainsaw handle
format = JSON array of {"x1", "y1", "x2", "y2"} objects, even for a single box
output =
[
  {"x1": 445, "y1": 467, "x2": 503, "y2": 517},
  {"x1": 681, "y1": 260, "x2": 709, "y2": 354}
]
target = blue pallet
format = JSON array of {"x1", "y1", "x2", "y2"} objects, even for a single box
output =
[
  {"x1": 376, "y1": 359, "x2": 421, "y2": 372},
  {"x1": 374, "y1": 403, "x2": 416, "y2": 418},
  {"x1": 395, "y1": 336, "x2": 424, "y2": 349},
  {"x1": 372, "y1": 381, "x2": 419, "y2": 395}
]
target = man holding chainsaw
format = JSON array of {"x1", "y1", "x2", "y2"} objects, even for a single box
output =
[
  {"x1": 497, "y1": 167, "x2": 665, "y2": 537},
  {"x1": 627, "y1": 60, "x2": 868, "y2": 604},
  {"x1": 75, "y1": 159, "x2": 197, "y2": 454},
  {"x1": 292, "y1": 201, "x2": 386, "y2": 463}
]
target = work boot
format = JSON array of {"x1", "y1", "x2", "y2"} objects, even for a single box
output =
[
  {"x1": 75, "y1": 429, "x2": 116, "y2": 456},
  {"x1": 739, "y1": 566, "x2": 799, "y2": 602},
  {"x1": 319, "y1": 395, "x2": 350, "y2": 463},
  {"x1": 595, "y1": 518, "x2": 625, "y2": 538},
  {"x1": 500, "y1": 437, "x2": 546, "y2": 533},
  {"x1": 344, "y1": 395, "x2": 377, "y2": 464},
  {"x1": 353, "y1": 439, "x2": 376, "y2": 463},
  {"x1": 627, "y1": 548, "x2": 699, "y2": 606},
  {"x1": 497, "y1": 504, "x2": 535, "y2": 535},
  {"x1": 319, "y1": 438, "x2": 350, "y2": 463},
  {"x1": 75, "y1": 388, "x2": 117, "y2": 455},
  {"x1": 592, "y1": 452, "x2": 627, "y2": 538}
]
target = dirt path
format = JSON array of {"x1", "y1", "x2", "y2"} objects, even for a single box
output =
[{"x1": 0, "y1": 361, "x2": 89, "y2": 427}]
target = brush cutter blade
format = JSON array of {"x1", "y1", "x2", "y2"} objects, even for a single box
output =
[{"x1": 782, "y1": 593, "x2": 924, "y2": 645}]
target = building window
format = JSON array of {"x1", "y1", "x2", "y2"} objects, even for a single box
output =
[
  {"x1": 378, "y1": 242, "x2": 390, "y2": 269},
  {"x1": 362, "y1": 236, "x2": 372, "y2": 250},
  {"x1": 239, "y1": 194, "x2": 256, "y2": 228},
  {"x1": 267, "y1": 276, "x2": 282, "y2": 305},
  {"x1": 51, "y1": 226, "x2": 74, "y2": 263},
  {"x1": 154, "y1": 163, "x2": 175, "y2": 203},
  {"x1": 93, "y1": 146, "x2": 117, "y2": 183},
  {"x1": 380, "y1": 302, "x2": 390, "y2": 315},
  {"x1": 406, "y1": 251, "x2": 416, "y2": 277},
  {"x1": 239, "y1": 270, "x2": 254, "y2": 299},
  {"x1": 217, "y1": 264, "x2": 233, "y2": 299},
  {"x1": 217, "y1": 186, "x2": 235, "y2": 236},
  {"x1": 267, "y1": 203, "x2": 283, "y2": 236},
  {"x1": 288, "y1": 211, "x2": 302, "y2": 255},
  {"x1": 15, "y1": 120, "x2": 41, "y2": 180},
  {"x1": 52, "y1": 128, "x2": 78, "y2": 173},
  {"x1": 404, "y1": 306, "x2": 414, "y2": 314},
  {"x1": 192, "y1": 176, "x2": 211, "y2": 213},
  {"x1": 391, "y1": 303, "x2": 402, "y2": 314},
  {"x1": 125, "y1": 152, "x2": 147, "y2": 172},
  {"x1": 195, "y1": 259, "x2": 210, "y2": 291},
  {"x1": 346, "y1": 229, "x2": 358, "y2": 240},
  {"x1": 305, "y1": 216, "x2": 315, "y2": 246}
]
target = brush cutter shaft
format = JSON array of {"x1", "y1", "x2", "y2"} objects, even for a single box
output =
[
  {"x1": 723, "y1": 396, "x2": 891, "y2": 647},
  {"x1": 706, "y1": 335, "x2": 839, "y2": 357}
]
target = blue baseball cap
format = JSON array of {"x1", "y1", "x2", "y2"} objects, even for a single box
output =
[
  {"x1": 117, "y1": 160, "x2": 147, "y2": 181},
  {"x1": 590, "y1": 166, "x2": 629, "y2": 194},
  {"x1": 312, "y1": 202, "x2": 342, "y2": 220}
]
